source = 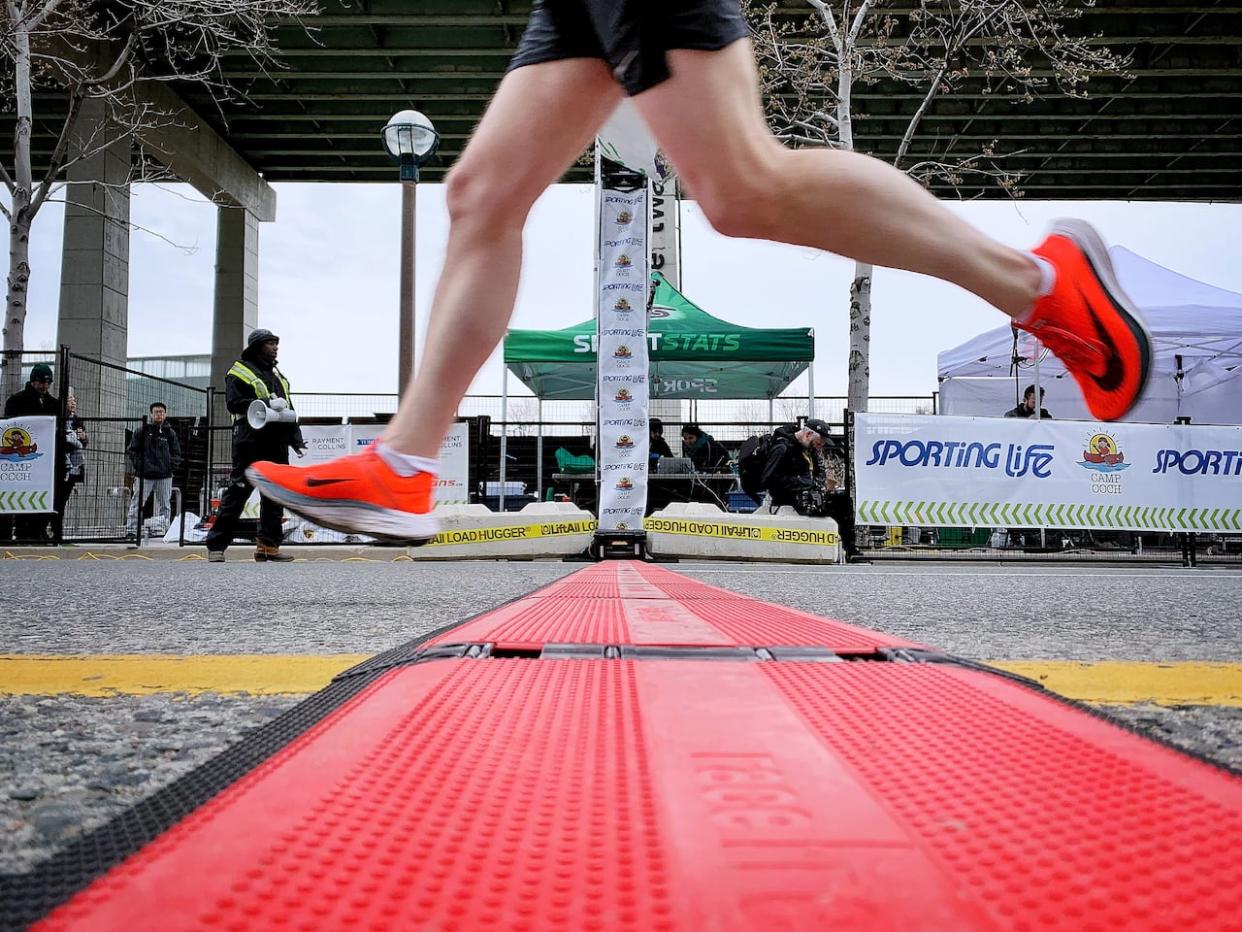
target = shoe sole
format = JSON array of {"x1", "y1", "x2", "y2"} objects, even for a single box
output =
[
  {"x1": 245, "y1": 467, "x2": 439, "y2": 544},
  {"x1": 1051, "y1": 218, "x2": 1154, "y2": 418}
]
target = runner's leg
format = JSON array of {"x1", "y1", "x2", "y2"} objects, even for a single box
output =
[
  {"x1": 382, "y1": 59, "x2": 622, "y2": 456},
  {"x1": 632, "y1": 41, "x2": 1041, "y2": 317}
]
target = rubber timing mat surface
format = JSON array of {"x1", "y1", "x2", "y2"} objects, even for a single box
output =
[{"x1": 23, "y1": 564, "x2": 1242, "y2": 930}]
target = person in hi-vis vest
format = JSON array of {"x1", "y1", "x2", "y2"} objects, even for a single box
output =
[{"x1": 207, "y1": 329, "x2": 306, "y2": 563}]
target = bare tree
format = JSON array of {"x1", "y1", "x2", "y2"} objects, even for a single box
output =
[
  {"x1": 745, "y1": 0, "x2": 1126, "y2": 413},
  {"x1": 0, "y1": 0, "x2": 317, "y2": 397}
]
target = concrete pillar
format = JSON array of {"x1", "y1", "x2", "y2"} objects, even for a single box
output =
[
  {"x1": 209, "y1": 206, "x2": 259, "y2": 391},
  {"x1": 56, "y1": 97, "x2": 131, "y2": 369}
]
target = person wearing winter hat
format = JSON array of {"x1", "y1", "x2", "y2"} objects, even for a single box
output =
[
  {"x1": 4, "y1": 362, "x2": 58, "y2": 417},
  {"x1": 205, "y1": 329, "x2": 306, "y2": 563}
]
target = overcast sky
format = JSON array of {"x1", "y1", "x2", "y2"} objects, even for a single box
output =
[{"x1": 20, "y1": 182, "x2": 1242, "y2": 401}]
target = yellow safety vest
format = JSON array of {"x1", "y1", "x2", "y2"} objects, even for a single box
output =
[{"x1": 228, "y1": 361, "x2": 293, "y2": 421}]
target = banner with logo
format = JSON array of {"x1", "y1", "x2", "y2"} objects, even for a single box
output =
[
  {"x1": 293, "y1": 423, "x2": 469, "y2": 506},
  {"x1": 854, "y1": 414, "x2": 1242, "y2": 532},
  {"x1": 596, "y1": 167, "x2": 650, "y2": 532},
  {"x1": 0, "y1": 415, "x2": 56, "y2": 513}
]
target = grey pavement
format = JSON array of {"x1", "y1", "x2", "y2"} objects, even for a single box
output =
[
  {"x1": 2, "y1": 559, "x2": 1239, "y2": 660},
  {"x1": 1, "y1": 559, "x2": 1239, "y2": 876}
]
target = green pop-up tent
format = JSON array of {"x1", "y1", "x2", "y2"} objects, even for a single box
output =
[{"x1": 504, "y1": 272, "x2": 815, "y2": 400}]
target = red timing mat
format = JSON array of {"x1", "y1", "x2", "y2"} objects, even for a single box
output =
[{"x1": 35, "y1": 563, "x2": 1242, "y2": 931}]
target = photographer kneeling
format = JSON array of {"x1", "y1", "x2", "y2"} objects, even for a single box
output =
[{"x1": 741, "y1": 418, "x2": 860, "y2": 561}]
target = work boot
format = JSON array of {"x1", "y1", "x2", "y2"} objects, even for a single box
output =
[
  {"x1": 207, "y1": 550, "x2": 226, "y2": 564},
  {"x1": 254, "y1": 542, "x2": 294, "y2": 563}
]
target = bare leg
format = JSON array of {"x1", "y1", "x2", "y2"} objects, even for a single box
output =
[
  {"x1": 383, "y1": 59, "x2": 622, "y2": 456},
  {"x1": 632, "y1": 41, "x2": 1041, "y2": 317}
]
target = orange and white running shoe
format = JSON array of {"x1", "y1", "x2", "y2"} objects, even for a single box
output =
[
  {"x1": 246, "y1": 445, "x2": 438, "y2": 543},
  {"x1": 1020, "y1": 219, "x2": 1152, "y2": 421}
]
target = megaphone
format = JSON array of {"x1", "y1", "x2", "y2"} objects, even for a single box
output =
[{"x1": 247, "y1": 397, "x2": 298, "y2": 430}]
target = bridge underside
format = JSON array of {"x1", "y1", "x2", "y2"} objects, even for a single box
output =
[
  {"x1": 202, "y1": 0, "x2": 1242, "y2": 201},
  {"x1": 6, "y1": 1, "x2": 1240, "y2": 201}
]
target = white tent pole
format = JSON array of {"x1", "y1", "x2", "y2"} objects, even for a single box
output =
[
  {"x1": 768, "y1": 397, "x2": 774, "y2": 430},
  {"x1": 807, "y1": 366, "x2": 817, "y2": 418},
  {"x1": 1034, "y1": 340, "x2": 1046, "y2": 548},
  {"x1": 536, "y1": 398, "x2": 544, "y2": 501},
  {"x1": 499, "y1": 364, "x2": 508, "y2": 512},
  {"x1": 1033, "y1": 340, "x2": 1042, "y2": 421}
]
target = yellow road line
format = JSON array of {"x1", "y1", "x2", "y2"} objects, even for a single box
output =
[
  {"x1": 0, "y1": 655, "x2": 369, "y2": 697},
  {"x1": 988, "y1": 660, "x2": 1242, "y2": 707},
  {"x1": 1, "y1": 656, "x2": 1240, "y2": 705}
]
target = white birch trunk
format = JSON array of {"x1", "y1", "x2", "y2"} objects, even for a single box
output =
[
  {"x1": 3, "y1": 18, "x2": 34, "y2": 399},
  {"x1": 847, "y1": 263, "x2": 872, "y2": 413},
  {"x1": 837, "y1": 56, "x2": 871, "y2": 414}
]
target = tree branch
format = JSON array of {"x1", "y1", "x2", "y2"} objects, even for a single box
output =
[
  {"x1": 806, "y1": 0, "x2": 843, "y2": 57},
  {"x1": 846, "y1": 0, "x2": 874, "y2": 47}
]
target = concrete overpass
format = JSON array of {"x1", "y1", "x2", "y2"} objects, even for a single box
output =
[{"x1": 11, "y1": 0, "x2": 1241, "y2": 390}]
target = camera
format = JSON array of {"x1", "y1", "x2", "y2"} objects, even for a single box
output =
[{"x1": 795, "y1": 486, "x2": 830, "y2": 517}]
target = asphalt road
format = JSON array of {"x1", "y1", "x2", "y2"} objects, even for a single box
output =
[{"x1": 1, "y1": 559, "x2": 1239, "y2": 876}]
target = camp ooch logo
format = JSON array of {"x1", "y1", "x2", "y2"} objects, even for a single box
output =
[
  {"x1": 616, "y1": 476, "x2": 634, "y2": 491},
  {"x1": 614, "y1": 388, "x2": 632, "y2": 403},
  {"x1": 613, "y1": 297, "x2": 632, "y2": 312},
  {"x1": 0, "y1": 426, "x2": 40, "y2": 460},
  {"x1": 615, "y1": 435, "x2": 634, "y2": 449},
  {"x1": 613, "y1": 344, "x2": 632, "y2": 359},
  {"x1": 1078, "y1": 432, "x2": 1130, "y2": 473}
]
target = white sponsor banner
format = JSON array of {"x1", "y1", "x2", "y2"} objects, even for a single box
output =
[
  {"x1": 0, "y1": 415, "x2": 56, "y2": 513},
  {"x1": 854, "y1": 414, "x2": 1242, "y2": 532},
  {"x1": 299, "y1": 425, "x2": 351, "y2": 466},
  {"x1": 435, "y1": 422, "x2": 470, "y2": 504},
  {"x1": 294, "y1": 423, "x2": 468, "y2": 506},
  {"x1": 596, "y1": 179, "x2": 650, "y2": 531}
]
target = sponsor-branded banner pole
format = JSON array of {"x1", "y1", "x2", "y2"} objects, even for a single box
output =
[
  {"x1": 595, "y1": 154, "x2": 651, "y2": 533},
  {"x1": 854, "y1": 413, "x2": 1242, "y2": 532}
]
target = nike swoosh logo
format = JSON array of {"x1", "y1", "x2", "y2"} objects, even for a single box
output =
[
  {"x1": 304, "y1": 477, "x2": 352, "y2": 487},
  {"x1": 1074, "y1": 280, "x2": 1126, "y2": 394}
]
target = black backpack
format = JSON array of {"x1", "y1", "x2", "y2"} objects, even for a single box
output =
[{"x1": 736, "y1": 433, "x2": 773, "y2": 499}]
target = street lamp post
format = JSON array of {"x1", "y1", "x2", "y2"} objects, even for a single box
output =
[{"x1": 381, "y1": 110, "x2": 439, "y2": 397}]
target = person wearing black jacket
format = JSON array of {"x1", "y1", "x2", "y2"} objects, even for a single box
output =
[
  {"x1": 1004, "y1": 384, "x2": 1053, "y2": 420},
  {"x1": 126, "y1": 402, "x2": 181, "y2": 539},
  {"x1": 759, "y1": 418, "x2": 860, "y2": 560},
  {"x1": 4, "y1": 362, "x2": 58, "y2": 417},
  {"x1": 680, "y1": 423, "x2": 729, "y2": 471},
  {"x1": 649, "y1": 418, "x2": 674, "y2": 460},
  {"x1": 206, "y1": 329, "x2": 306, "y2": 563},
  {"x1": 2, "y1": 363, "x2": 58, "y2": 541}
]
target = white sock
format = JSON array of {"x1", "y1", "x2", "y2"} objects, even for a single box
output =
[
  {"x1": 375, "y1": 441, "x2": 438, "y2": 477},
  {"x1": 1015, "y1": 253, "x2": 1056, "y2": 324},
  {"x1": 1028, "y1": 253, "x2": 1056, "y2": 297}
]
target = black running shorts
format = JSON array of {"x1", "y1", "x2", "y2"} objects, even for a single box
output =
[{"x1": 507, "y1": 0, "x2": 750, "y2": 96}]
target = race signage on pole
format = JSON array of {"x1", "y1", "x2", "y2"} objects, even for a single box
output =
[
  {"x1": 595, "y1": 159, "x2": 650, "y2": 533},
  {"x1": 0, "y1": 415, "x2": 56, "y2": 513},
  {"x1": 853, "y1": 413, "x2": 1242, "y2": 532}
]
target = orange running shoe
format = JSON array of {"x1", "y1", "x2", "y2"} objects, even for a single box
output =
[
  {"x1": 246, "y1": 445, "x2": 438, "y2": 543},
  {"x1": 1020, "y1": 219, "x2": 1152, "y2": 421}
]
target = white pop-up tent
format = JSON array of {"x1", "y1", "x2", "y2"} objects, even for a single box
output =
[{"x1": 937, "y1": 247, "x2": 1242, "y2": 424}]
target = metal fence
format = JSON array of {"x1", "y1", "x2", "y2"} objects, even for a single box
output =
[
  {"x1": 59, "y1": 350, "x2": 210, "y2": 543},
  {"x1": 6, "y1": 366, "x2": 1233, "y2": 564}
]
